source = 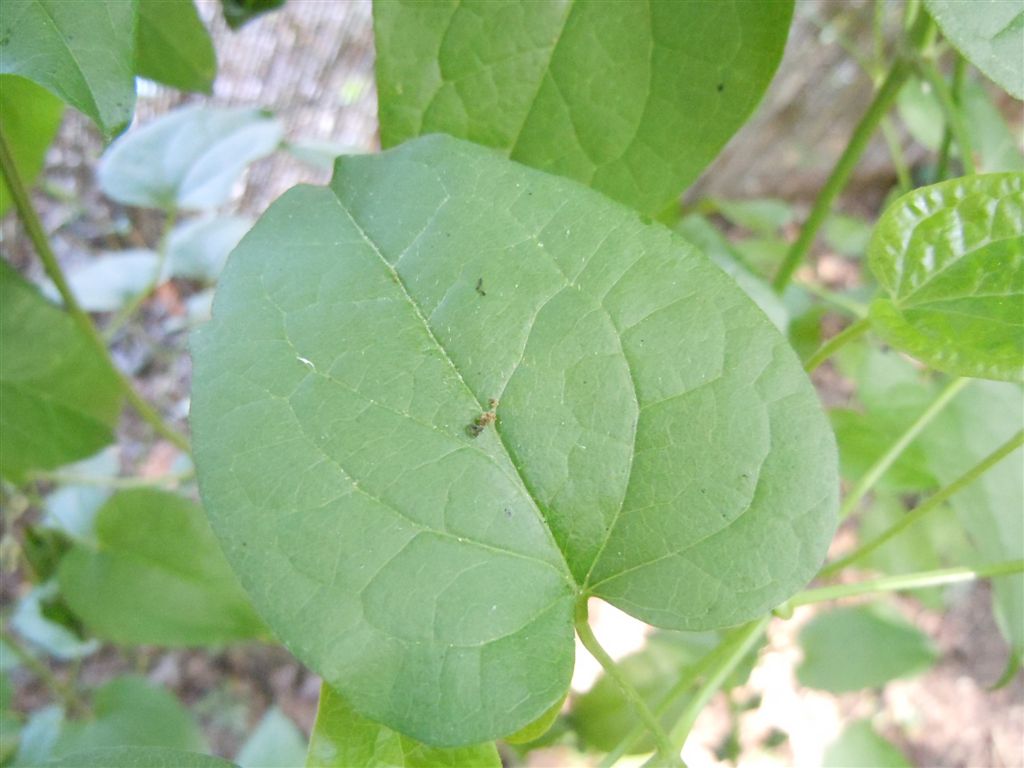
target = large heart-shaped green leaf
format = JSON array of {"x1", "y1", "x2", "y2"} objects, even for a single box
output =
[
  {"x1": 307, "y1": 684, "x2": 499, "y2": 767},
  {"x1": 135, "y1": 0, "x2": 217, "y2": 94},
  {"x1": 0, "y1": 75, "x2": 63, "y2": 218},
  {"x1": 190, "y1": 135, "x2": 837, "y2": 745},
  {"x1": 925, "y1": 0, "x2": 1024, "y2": 99},
  {"x1": 58, "y1": 489, "x2": 265, "y2": 646},
  {"x1": 0, "y1": 0, "x2": 136, "y2": 140},
  {"x1": 0, "y1": 261, "x2": 122, "y2": 483},
  {"x1": 373, "y1": 0, "x2": 793, "y2": 214},
  {"x1": 868, "y1": 173, "x2": 1024, "y2": 382}
]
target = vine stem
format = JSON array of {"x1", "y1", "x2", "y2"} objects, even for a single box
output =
[
  {"x1": 1, "y1": 627, "x2": 87, "y2": 716},
  {"x1": 772, "y1": 12, "x2": 933, "y2": 293},
  {"x1": 26, "y1": 468, "x2": 196, "y2": 490},
  {"x1": 917, "y1": 56, "x2": 976, "y2": 176},
  {"x1": 0, "y1": 122, "x2": 190, "y2": 453},
  {"x1": 664, "y1": 617, "x2": 769, "y2": 759},
  {"x1": 804, "y1": 317, "x2": 871, "y2": 372},
  {"x1": 788, "y1": 560, "x2": 1024, "y2": 608},
  {"x1": 935, "y1": 55, "x2": 966, "y2": 180},
  {"x1": 575, "y1": 600, "x2": 684, "y2": 768},
  {"x1": 823, "y1": 428, "x2": 1024, "y2": 576},
  {"x1": 839, "y1": 377, "x2": 969, "y2": 519}
]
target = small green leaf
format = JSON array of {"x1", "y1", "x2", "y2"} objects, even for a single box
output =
[
  {"x1": 97, "y1": 106, "x2": 283, "y2": 211},
  {"x1": 925, "y1": 0, "x2": 1024, "y2": 99},
  {"x1": 191, "y1": 135, "x2": 837, "y2": 744},
  {"x1": 235, "y1": 708, "x2": 306, "y2": 768},
  {"x1": 54, "y1": 676, "x2": 205, "y2": 757},
  {"x1": 503, "y1": 694, "x2": 565, "y2": 745},
  {"x1": 868, "y1": 173, "x2": 1024, "y2": 382},
  {"x1": 57, "y1": 489, "x2": 265, "y2": 646},
  {"x1": 50, "y1": 748, "x2": 236, "y2": 768},
  {"x1": 221, "y1": 0, "x2": 287, "y2": 30},
  {"x1": 823, "y1": 214, "x2": 873, "y2": 259},
  {"x1": 831, "y1": 408, "x2": 938, "y2": 492},
  {"x1": 797, "y1": 604, "x2": 937, "y2": 693},
  {"x1": 307, "y1": 684, "x2": 500, "y2": 768},
  {"x1": 374, "y1": 0, "x2": 794, "y2": 213},
  {"x1": 0, "y1": 0, "x2": 136, "y2": 139},
  {"x1": 962, "y1": 79, "x2": 1024, "y2": 174},
  {"x1": 0, "y1": 75, "x2": 63, "y2": 218},
  {"x1": 709, "y1": 198, "x2": 793, "y2": 236},
  {"x1": 823, "y1": 720, "x2": 910, "y2": 768},
  {"x1": 921, "y1": 380, "x2": 1024, "y2": 672},
  {"x1": 0, "y1": 261, "x2": 123, "y2": 484},
  {"x1": 135, "y1": 0, "x2": 217, "y2": 94}
]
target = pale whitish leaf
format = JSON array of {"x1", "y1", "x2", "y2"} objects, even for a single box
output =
[
  {"x1": 58, "y1": 490, "x2": 265, "y2": 646},
  {"x1": 0, "y1": 261, "x2": 122, "y2": 483},
  {"x1": 42, "y1": 250, "x2": 161, "y2": 313},
  {"x1": 235, "y1": 708, "x2": 306, "y2": 768},
  {"x1": 98, "y1": 106, "x2": 283, "y2": 211},
  {"x1": 306, "y1": 684, "x2": 499, "y2": 768},
  {"x1": 167, "y1": 216, "x2": 252, "y2": 283},
  {"x1": 0, "y1": 0, "x2": 136, "y2": 139},
  {"x1": 925, "y1": 0, "x2": 1024, "y2": 99},
  {"x1": 191, "y1": 135, "x2": 837, "y2": 744},
  {"x1": 10, "y1": 582, "x2": 100, "y2": 661},
  {"x1": 374, "y1": 0, "x2": 794, "y2": 213},
  {"x1": 868, "y1": 173, "x2": 1024, "y2": 382},
  {"x1": 41, "y1": 447, "x2": 121, "y2": 545},
  {"x1": 12, "y1": 705, "x2": 63, "y2": 768}
]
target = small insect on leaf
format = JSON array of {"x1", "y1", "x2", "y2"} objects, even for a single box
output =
[
  {"x1": 475, "y1": 277, "x2": 486, "y2": 296},
  {"x1": 465, "y1": 399, "x2": 498, "y2": 438}
]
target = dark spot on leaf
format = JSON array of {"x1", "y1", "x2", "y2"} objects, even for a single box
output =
[
  {"x1": 504, "y1": 508, "x2": 512, "y2": 518},
  {"x1": 717, "y1": 83, "x2": 724, "y2": 92},
  {"x1": 475, "y1": 277, "x2": 486, "y2": 296}
]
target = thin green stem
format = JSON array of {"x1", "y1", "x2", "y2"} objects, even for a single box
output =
[
  {"x1": 917, "y1": 57, "x2": 976, "y2": 176},
  {"x1": 824, "y1": 428, "x2": 1024, "y2": 576},
  {"x1": 104, "y1": 208, "x2": 178, "y2": 340},
  {"x1": 1, "y1": 627, "x2": 86, "y2": 715},
  {"x1": 789, "y1": 561, "x2": 1024, "y2": 608},
  {"x1": 667, "y1": 618, "x2": 769, "y2": 755},
  {"x1": 804, "y1": 317, "x2": 871, "y2": 373},
  {"x1": 599, "y1": 630, "x2": 744, "y2": 768},
  {"x1": 575, "y1": 601, "x2": 683, "y2": 768},
  {"x1": 772, "y1": 13, "x2": 933, "y2": 294},
  {"x1": 880, "y1": 116, "x2": 912, "y2": 192},
  {"x1": 27, "y1": 468, "x2": 196, "y2": 490},
  {"x1": 0, "y1": 122, "x2": 190, "y2": 453},
  {"x1": 839, "y1": 377, "x2": 970, "y2": 519},
  {"x1": 795, "y1": 281, "x2": 869, "y2": 318}
]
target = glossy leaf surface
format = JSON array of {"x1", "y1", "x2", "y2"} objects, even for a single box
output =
[
  {"x1": 191, "y1": 135, "x2": 837, "y2": 744},
  {"x1": 306, "y1": 684, "x2": 499, "y2": 768},
  {"x1": 58, "y1": 490, "x2": 264, "y2": 646},
  {"x1": 373, "y1": 0, "x2": 793, "y2": 213},
  {"x1": 797, "y1": 604, "x2": 937, "y2": 693},
  {"x1": 0, "y1": 76, "x2": 63, "y2": 217},
  {"x1": 51, "y1": 748, "x2": 236, "y2": 768},
  {"x1": 98, "y1": 106, "x2": 283, "y2": 211},
  {"x1": 0, "y1": 261, "x2": 122, "y2": 483},
  {"x1": 0, "y1": 0, "x2": 136, "y2": 139},
  {"x1": 925, "y1": 0, "x2": 1024, "y2": 99},
  {"x1": 136, "y1": 0, "x2": 217, "y2": 94},
  {"x1": 868, "y1": 173, "x2": 1024, "y2": 382}
]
